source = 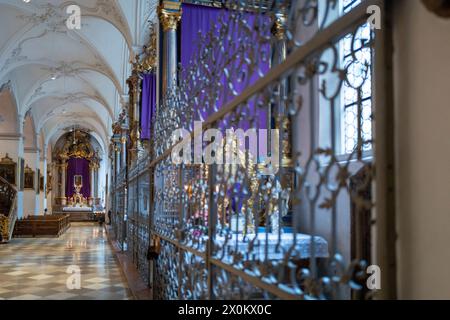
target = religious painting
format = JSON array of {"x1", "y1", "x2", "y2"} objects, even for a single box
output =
[
  {"x1": 24, "y1": 165, "x2": 35, "y2": 190},
  {"x1": 0, "y1": 154, "x2": 16, "y2": 185},
  {"x1": 19, "y1": 158, "x2": 24, "y2": 191},
  {"x1": 39, "y1": 174, "x2": 44, "y2": 192},
  {"x1": 36, "y1": 169, "x2": 40, "y2": 194},
  {"x1": 46, "y1": 165, "x2": 53, "y2": 195}
]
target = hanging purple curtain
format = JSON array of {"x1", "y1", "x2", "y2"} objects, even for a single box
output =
[
  {"x1": 66, "y1": 158, "x2": 90, "y2": 198},
  {"x1": 140, "y1": 73, "x2": 157, "y2": 140},
  {"x1": 181, "y1": 4, "x2": 271, "y2": 129},
  {"x1": 181, "y1": 4, "x2": 221, "y2": 70}
]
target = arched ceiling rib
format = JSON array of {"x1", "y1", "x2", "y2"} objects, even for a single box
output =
[
  {"x1": 33, "y1": 95, "x2": 110, "y2": 131},
  {"x1": 45, "y1": 115, "x2": 108, "y2": 153},
  {"x1": 15, "y1": 65, "x2": 115, "y2": 116},
  {"x1": 1, "y1": 58, "x2": 122, "y2": 97}
]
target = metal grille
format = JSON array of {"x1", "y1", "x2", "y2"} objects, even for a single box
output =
[
  {"x1": 140, "y1": 0, "x2": 393, "y2": 300},
  {"x1": 112, "y1": 152, "x2": 152, "y2": 283},
  {"x1": 112, "y1": 183, "x2": 127, "y2": 250}
]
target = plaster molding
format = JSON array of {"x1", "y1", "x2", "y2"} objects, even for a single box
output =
[{"x1": 0, "y1": 133, "x2": 21, "y2": 141}]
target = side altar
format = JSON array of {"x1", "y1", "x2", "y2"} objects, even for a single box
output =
[
  {"x1": 52, "y1": 130, "x2": 103, "y2": 222},
  {"x1": 63, "y1": 176, "x2": 91, "y2": 209}
]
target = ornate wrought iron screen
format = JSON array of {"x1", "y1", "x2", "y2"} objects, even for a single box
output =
[
  {"x1": 113, "y1": 168, "x2": 127, "y2": 251},
  {"x1": 127, "y1": 156, "x2": 151, "y2": 282},
  {"x1": 148, "y1": 0, "x2": 395, "y2": 300}
]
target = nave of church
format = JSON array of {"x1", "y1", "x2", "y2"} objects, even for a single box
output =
[
  {"x1": 1, "y1": 0, "x2": 450, "y2": 302},
  {"x1": 0, "y1": 223, "x2": 131, "y2": 300}
]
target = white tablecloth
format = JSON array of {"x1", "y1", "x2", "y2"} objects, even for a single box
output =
[
  {"x1": 213, "y1": 233, "x2": 329, "y2": 260},
  {"x1": 183, "y1": 232, "x2": 329, "y2": 261},
  {"x1": 62, "y1": 207, "x2": 92, "y2": 212}
]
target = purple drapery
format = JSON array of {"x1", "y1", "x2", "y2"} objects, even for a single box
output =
[
  {"x1": 181, "y1": 4, "x2": 221, "y2": 70},
  {"x1": 140, "y1": 73, "x2": 157, "y2": 140},
  {"x1": 181, "y1": 4, "x2": 271, "y2": 129},
  {"x1": 66, "y1": 158, "x2": 90, "y2": 198}
]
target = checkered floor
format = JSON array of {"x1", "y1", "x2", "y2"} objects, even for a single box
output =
[{"x1": 0, "y1": 223, "x2": 133, "y2": 300}]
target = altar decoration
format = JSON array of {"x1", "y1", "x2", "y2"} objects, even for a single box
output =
[
  {"x1": 67, "y1": 175, "x2": 88, "y2": 208},
  {"x1": 216, "y1": 137, "x2": 259, "y2": 235},
  {"x1": 184, "y1": 164, "x2": 209, "y2": 238},
  {"x1": 66, "y1": 158, "x2": 90, "y2": 200},
  {"x1": 53, "y1": 129, "x2": 101, "y2": 209}
]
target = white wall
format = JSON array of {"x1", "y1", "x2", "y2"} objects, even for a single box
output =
[
  {"x1": 46, "y1": 144, "x2": 53, "y2": 214},
  {"x1": 0, "y1": 139, "x2": 19, "y2": 162},
  {"x1": 23, "y1": 151, "x2": 37, "y2": 217},
  {"x1": 0, "y1": 90, "x2": 18, "y2": 134},
  {"x1": 393, "y1": 0, "x2": 450, "y2": 299},
  {"x1": 38, "y1": 156, "x2": 44, "y2": 215},
  {"x1": 99, "y1": 158, "x2": 107, "y2": 208}
]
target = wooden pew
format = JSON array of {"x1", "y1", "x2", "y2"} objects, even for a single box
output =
[{"x1": 13, "y1": 215, "x2": 71, "y2": 238}]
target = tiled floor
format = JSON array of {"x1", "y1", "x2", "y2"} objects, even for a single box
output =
[{"x1": 0, "y1": 223, "x2": 133, "y2": 300}]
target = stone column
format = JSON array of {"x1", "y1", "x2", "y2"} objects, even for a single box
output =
[
  {"x1": 272, "y1": 12, "x2": 287, "y2": 65},
  {"x1": 34, "y1": 135, "x2": 41, "y2": 216},
  {"x1": 42, "y1": 144, "x2": 48, "y2": 211},
  {"x1": 272, "y1": 11, "x2": 291, "y2": 167},
  {"x1": 128, "y1": 70, "x2": 143, "y2": 162},
  {"x1": 89, "y1": 162, "x2": 95, "y2": 206},
  {"x1": 109, "y1": 141, "x2": 115, "y2": 187},
  {"x1": 61, "y1": 161, "x2": 67, "y2": 206},
  {"x1": 121, "y1": 136, "x2": 127, "y2": 169},
  {"x1": 94, "y1": 164, "x2": 99, "y2": 200},
  {"x1": 159, "y1": 1, "x2": 182, "y2": 93},
  {"x1": 115, "y1": 142, "x2": 121, "y2": 178},
  {"x1": 17, "y1": 115, "x2": 24, "y2": 219},
  {"x1": 108, "y1": 141, "x2": 114, "y2": 213},
  {"x1": 272, "y1": 11, "x2": 294, "y2": 235},
  {"x1": 56, "y1": 163, "x2": 62, "y2": 200}
]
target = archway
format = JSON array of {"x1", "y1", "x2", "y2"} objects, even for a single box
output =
[{"x1": 52, "y1": 130, "x2": 103, "y2": 221}]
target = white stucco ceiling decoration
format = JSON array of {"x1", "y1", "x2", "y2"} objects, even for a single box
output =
[{"x1": 0, "y1": 0, "x2": 158, "y2": 150}]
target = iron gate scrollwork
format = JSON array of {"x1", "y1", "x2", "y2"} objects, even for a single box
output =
[{"x1": 148, "y1": 0, "x2": 394, "y2": 300}]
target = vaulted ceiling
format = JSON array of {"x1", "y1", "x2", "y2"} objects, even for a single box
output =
[{"x1": 0, "y1": 0, "x2": 158, "y2": 153}]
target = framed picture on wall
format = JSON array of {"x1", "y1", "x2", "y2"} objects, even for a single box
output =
[
  {"x1": 0, "y1": 153, "x2": 16, "y2": 185},
  {"x1": 39, "y1": 172, "x2": 44, "y2": 192},
  {"x1": 46, "y1": 169, "x2": 52, "y2": 195},
  {"x1": 24, "y1": 165, "x2": 35, "y2": 190},
  {"x1": 19, "y1": 158, "x2": 24, "y2": 191}
]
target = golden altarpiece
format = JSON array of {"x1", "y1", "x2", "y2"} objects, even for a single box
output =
[{"x1": 52, "y1": 130, "x2": 101, "y2": 213}]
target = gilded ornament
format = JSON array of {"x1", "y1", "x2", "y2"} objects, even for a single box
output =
[
  {"x1": 272, "y1": 13, "x2": 287, "y2": 40},
  {"x1": 159, "y1": 7, "x2": 182, "y2": 32},
  {"x1": 56, "y1": 130, "x2": 95, "y2": 160}
]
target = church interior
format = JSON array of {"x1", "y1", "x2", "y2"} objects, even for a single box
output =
[{"x1": 0, "y1": 0, "x2": 449, "y2": 301}]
